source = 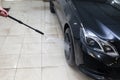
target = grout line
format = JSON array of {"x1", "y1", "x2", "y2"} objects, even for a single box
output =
[
  {"x1": 13, "y1": 27, "x2": 25, "y2": 80},
  {"x1": 41, "y1": 1, "x2": 46, "y2": 80},
  {"x1": 0, "y1": 67, "x2": 41, "y2": 70},
  {"x1": 0, "y1": 65, "x2": 66, "y2": 70}
]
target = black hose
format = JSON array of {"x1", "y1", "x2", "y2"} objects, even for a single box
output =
[{"x1": 8, "y1": 15, "x2": 44, "y2": 35}]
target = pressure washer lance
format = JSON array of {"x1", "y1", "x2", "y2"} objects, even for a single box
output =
[{"x1": 8, "y1": 15, "x2": 44, "y2": 35}]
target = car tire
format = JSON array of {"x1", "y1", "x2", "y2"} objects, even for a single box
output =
[
  {"x1": 50, "y1": 1, "x2": 55, "y2": 13},
  {"x1": 64, "y1": 28, "x2": 75, "y2": 66}
]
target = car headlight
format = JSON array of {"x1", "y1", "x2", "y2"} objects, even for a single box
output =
[
  {"x1": 86, "y1": 37, "x2": 102, "y2": 51},
  {"x1": 82, "y1": 28, "x2": 119, "y2": 57}
]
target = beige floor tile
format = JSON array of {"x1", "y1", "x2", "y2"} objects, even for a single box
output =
[
  {"x1": 42, "y1": 34, "x2": 59, "y2": 43},
  {"x1": 0, "y1": 17, "x2": 12, "y2": 27},
  {"x1": 0, "y1": 19, "x2": 15, "y2": 35},
  {"x1": 0, "y1": 44, "x2": 22, "y2": 55},
  {"x1": 23, "y1": 37, "x2": 41, "y2": 44},
  {"x1": 44, "y1": 10, "x2": 59, "y2": 28},
  {"x1": 4, "y1": 0, "x2": 42, "y2": 1},
  {"x1": 42, "y1": 42, "x2": 64, "y2": 54},
  {"x1": 17, "y1": 55, "x2": 41, "y2": 68},
  {"x1": 0, "y1": 69, "x2": 16, "y2": 80},
  {"x1": 8, "y1": 25, "x2": 25, "y2": 36},
  {"x1": 23, "y1": 16, "x2": 42, "y2": 25},
  {"x1": 45, "y1": 22, "x2": 59, "y2": 29},
  {"x1": 4, "y1": 36, "x2": 24, "y2": 44},
  {"x1": 66, "y1": 65, "x2": 93, "y2": 80},
  {"x1": 0, "y1": 27, "x2": 10, "y2": 36},
  {"x1": 0, "y1": 55, "x2": 19, "y2": 69},
  {"x1": 3, "y1": 1, "x2": 44, "y2": 8},
  {"x1": 41, "y1": 34, "x2": 64, "y2": 54},
  {"x1": 15, "y1": 69, "x2": 41, "y2": 80},
  {"x1": 24, "y1": 29, "x2": 43, "y2": 38},
  {"x1": 44, "y1": 8, "x2": 55, "y2": 18},
  {"x1": 42, "y1": 54, "x2": 66, "y2": 67},
  {"x1": 0, "y1": 37, "x2": 6, "y2": 49},
  {"x1": 44, "y1": 27, "x2": 58, "y2": 34},
  {"x1": 21, "y1": 43, "x2": 41, "y2": 55},
  {"x1": 42, "y1": 66, "x2": 69, "y2": 80},
  {"x1": 57, "y1": 26, "x2": 64, "y2": 36},
  {"x1": 45, "y1": 15, "x2": 58, "y2": 28},
  {"x1": 58, "y1": 34, "x2": 64, "y2": 40}
]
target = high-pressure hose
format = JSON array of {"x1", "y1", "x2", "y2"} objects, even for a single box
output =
[{"x1": 8, "y1": 15, "x2": 44, "y2": 35}]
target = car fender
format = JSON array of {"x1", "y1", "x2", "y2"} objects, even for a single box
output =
[{"x1": 65, "y1": 21, "x2": 84, "y2": 66}]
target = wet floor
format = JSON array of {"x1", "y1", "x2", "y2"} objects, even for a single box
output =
[{"x1": 0, "y1": 0, "x2": 92, "y2": 80}]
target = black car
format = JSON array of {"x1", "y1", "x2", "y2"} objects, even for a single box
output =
[{"x1": 49, "y1": 0, "x2": 120, "y2": 79}]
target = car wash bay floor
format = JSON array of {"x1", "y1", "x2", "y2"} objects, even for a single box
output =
[{"x1": 0, "y1": 1, "x2": 92, "y2": 80}]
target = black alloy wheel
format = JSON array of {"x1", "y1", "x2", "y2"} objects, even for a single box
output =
[{"x1": 64, "y1": 28, "x2": 75, "y2": 66}]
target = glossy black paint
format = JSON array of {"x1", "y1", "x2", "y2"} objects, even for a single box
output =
[{"x1": 50, "y1": 0, "x2": 120, "y2": 79}]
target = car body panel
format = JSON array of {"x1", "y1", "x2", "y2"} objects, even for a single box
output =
[
  {"x1": 50, "y1": 0, "x2": 120, "y2": 79},
  {"x1": 74, "y1": 1, "x2": 120, "y2": 40},
  {"x1": 53, "y1": 0, "x2": 84, "y2": 65}
]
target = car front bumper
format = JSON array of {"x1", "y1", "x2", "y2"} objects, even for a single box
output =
[{"x1": 80, "y1": 44, "x2": 120, "y2": 80}]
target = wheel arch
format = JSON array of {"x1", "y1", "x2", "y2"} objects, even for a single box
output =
[
  {"x1": 64, "y1": 23, "x2": 84, "y2": 66},
  {"x1": 64, "y1": 23, "x2": 69, "y2": 33}
]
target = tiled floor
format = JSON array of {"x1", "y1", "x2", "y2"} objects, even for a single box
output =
[{"x1": 0, "y1": 1, "x2": 92, "y2": 80}]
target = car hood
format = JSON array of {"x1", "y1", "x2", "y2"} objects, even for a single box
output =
[
  {"x1": 84, "y1": 19, "x2": 120, "y2": 41},
  {"x1": 76, "y1": 2, "x2": 120, "y2": 41}
]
